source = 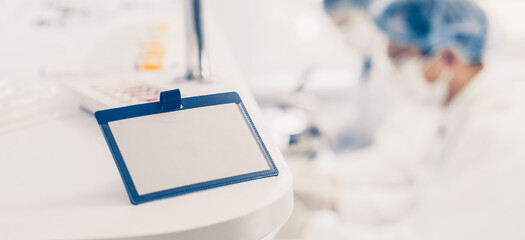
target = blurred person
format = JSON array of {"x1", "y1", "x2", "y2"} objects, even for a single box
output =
[
  {"x1": 323, "y1": 0, "x2": 384, "y2": 59},
  {"x1": 316, "y1": 0, "x2": 400, "y2": 153},
  {"x1": 293, "y1": 0, "x2": 438, "y2": 223},
  {"x1": 375, "y1": 0, "x2": 486, "y2": 107},
  {"x1": 323, "y1": 0, "x2": 392, "y2": 83},
  {"x1": 295, "y1": 0, "x2": 525, "y2": 239}
]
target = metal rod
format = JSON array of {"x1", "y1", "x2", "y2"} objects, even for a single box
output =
[{"x1": 184, "y1": 0, "x2": 209, "y2": 81}]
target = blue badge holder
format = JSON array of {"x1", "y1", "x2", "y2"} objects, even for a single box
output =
[{"x1": 95, "y1": 89, "x2": 279, "y2": 205}]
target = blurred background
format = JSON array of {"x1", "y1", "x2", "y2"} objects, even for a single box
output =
[{"x1": 2, "y1": 0, "x2": 525, "y2": 239}]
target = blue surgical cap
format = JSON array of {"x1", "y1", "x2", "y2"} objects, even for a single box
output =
[
  {"x1": 375, "y1": 0, "x2": 487, "y2": 64},
  {"x1": 324, "y1": 0, "x2": 373, "y2": 14}
]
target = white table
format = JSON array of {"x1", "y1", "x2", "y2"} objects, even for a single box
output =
[
  {"x1": 0, "y1": 106, "x2": 292, "y2": 239},
  {"x1": 0, "y1": 2, "x2": 293, "y2": 239}
]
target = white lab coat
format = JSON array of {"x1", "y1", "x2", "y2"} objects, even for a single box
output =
[
  {"x1": 410, "y1": 64, "x2": 525, "y2": 240},
  {"x1": 300, "y1": 64, "x2": 525, "y2": 240}
]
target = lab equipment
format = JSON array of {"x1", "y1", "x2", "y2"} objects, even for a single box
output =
[
  {"x1": 95, "y1": 89, "x2": 278, "y2": 204},
  {"x1": 139, "y1": 23, "x2": 171, "y2": 71},
  {"x1": 64, "y1": 0, "x2": 209, "y2": 113},
  {"x1": 66, "y1": 79, "x2": 166, "y2": 113},
  {"x1": 184, "y1": 0, "x2": 209, "y2": 81},
  {"x1": 375, "y1": 0, "x2": 488, "y2": 64}
]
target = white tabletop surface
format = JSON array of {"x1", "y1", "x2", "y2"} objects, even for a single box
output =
[
  {"x1": 0, "y1": 107, "x2": 292, "y2": 239},
  {"x1": 0, "y1": 2, "x2": 293, "y2": 239}
]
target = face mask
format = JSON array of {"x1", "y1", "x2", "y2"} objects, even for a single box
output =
[{"x1": 394, "y1": 59, "x2": 451, "y2": 107}]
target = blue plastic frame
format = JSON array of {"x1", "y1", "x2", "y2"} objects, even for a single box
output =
[{"x1": 95, "y1": 91, "x2": 279, "y2": 205}]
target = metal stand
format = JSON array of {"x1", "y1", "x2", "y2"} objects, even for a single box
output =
[{"x1": 184, "y1": 0, "x2": 209, "y2": 82}]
